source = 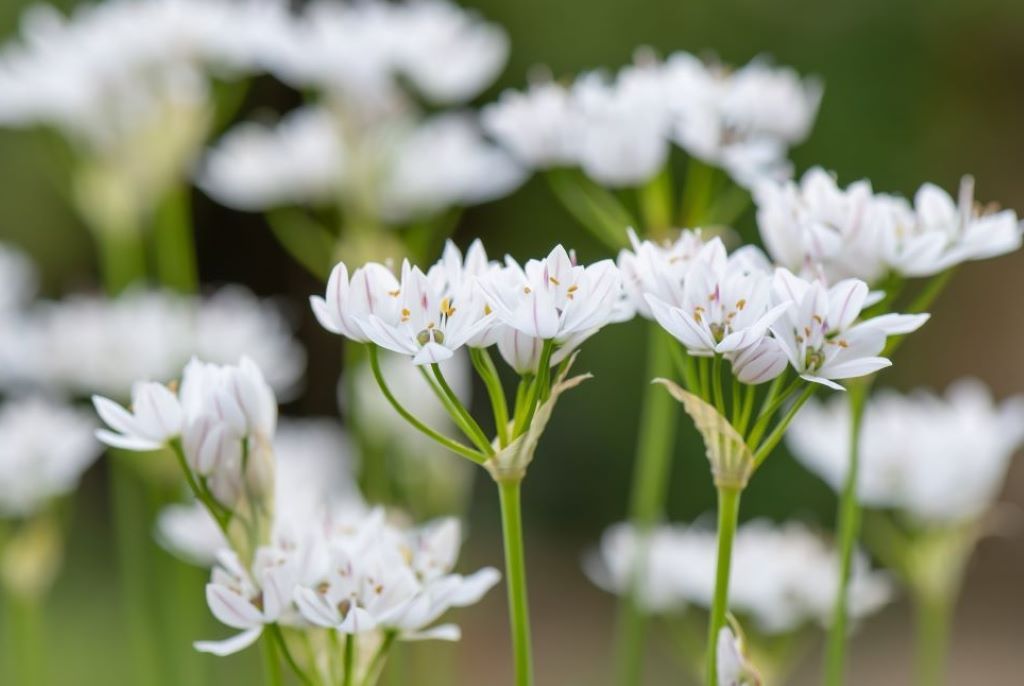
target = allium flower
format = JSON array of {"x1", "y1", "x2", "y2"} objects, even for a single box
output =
[
  {"x1": 93, "y1": 381, "x2": 183, "y2": 452},
  {"x1": 587, "y1": 520, "x2": 892, "y2": 633},
  {"x1": 616, "y1": 228, "x2": 722, "y2": 318},
  {"x1": 311, "y1": 262, "x2": 402, "y2": 344},
  {"x1": 479, "y1": 245, "x2": 624, "y2": 343},
  {"x1": 199, "y1": 106, "x2": 345, "y2": 211},
  {"x1": 481, "y1": 80, "x2": 581, "y2": 168},
  {"x1": 0, "y1": 397, "x2": 100, "y2": 517},
  {"x1": 770, "y1": 268, "x2": 929, "y2": 389},
  {"x1": 788, "y1": 380, "x2": 1024, "y2": 524},
  {"x1": 4, "y1": 287, "x2": 305, "y2": 399},
  {"x1": 645, "y1": 242, "x2": 790, "y2": 357}
]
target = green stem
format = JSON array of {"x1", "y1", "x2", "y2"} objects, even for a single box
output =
[
  {"x1": 913, "y1": 591, "x2": 954, "y2": 686},
  {"x1": 152, "y1": 185, "x2": 198, "y2": 293},
  {"x1": 823, "y1": 380, "x2": 870, "y2": 686},
  {"x1": 262, "y1": 633, "x2": 284, "y2": 686},
  {"x1": 471, "y1": 348, "x2": 511, "y2": 448},
  {"x1": 108, "y1": 458, "x2": 162, "y2": 686},
  {"x1": 751, "y1": 384, "x2": 816, "y2": 466},
  {"x1": 498, "y1": 480, "x2": 534, "y2": 686},
  {"x1": 614, "y1": 325, "x2": 679, "y2": 686},
  {"x1": 96, "y1": 225, "x2": 148, "y2": 294},
  {"x1": 637, "y1": 166, "x2": 673, "y2": 240},
  {"x1": 362, "y1": 631, "x2": 397, "y2": 686},
  {"x1": 513, "y1": 341, "x2": 554, "y2": 437},
  {"x1": 431, "y1": 363, "x2": 494, "y2": 456},
  {"x1": 711, "y1": 355, "x2": 725, "y2": 415},
  {"x1": 2, "y1": 588, "x2": 45, "y2": 686},
  {"x1": 343, "y1": 634, "x2": 356, "y2": 686},
  {"x1": 270, "y1": 626, "x2": 315, "y2": 686},
  {"x1": 705, "y1": 486, "x2": 742, "y2": 686},
  {"x1": 367, "y1": 346, "x2": 485, "y2": 464},
  {"x1": 679, "y1": 158, "x2": 717, "y2": 227}
]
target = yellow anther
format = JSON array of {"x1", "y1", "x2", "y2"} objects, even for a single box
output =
[
  {"x1": 736, "y1": 299, "x2": 746, "y2": 310},
  {"x1": 549, "y1": 276, "x2": 560, "y2": 286},
  {"x1": 388, "y1": 289, "x2": 400, "y2": 297},
  {"x1": 401, "y1": 307, "x2": 411, "y2": 322}
]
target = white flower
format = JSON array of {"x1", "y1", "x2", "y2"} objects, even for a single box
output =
[
  {"x1": 378, "y1": 113, "x2": 525, "y2": 221},
  {"x1": 569, "y1": 68, "x2": 671, "y2": 187},
  {"x1": 158, "y1": 418, "x2": 367, "y2": 566},
  {"x1": 359, "y1": 260, "x2": 494, "y2": 365},
  {"x1": 788, "y1": 380, "x2": 1024, "y2": 524},
  {"x1": 587, "y1": 520, "x2": 892, "y2": 633},
  {"x1": 311, "y1": 262, "x2": 402, "y2": 344},
  {"x1": 481, "y1": 80, "x2": 581, "y2": 168},
  {"x1": 480, "y1": 245, "x2": 625, "y2": 343},
  {"x1": 717, "y1": 627, "x2": 762, "y2": 686},
  {"x1": 616, "y1": 228, "x2": 722, "y2": 318},
  {"x1": 770, "y1": 269, "x2": 929, "y2": 389},
  {"x1": 199, "y1": 106, "x2": 345, "y2": 211},
  {"x1": 645, "y1": 244, "x2": 790, "y2": 356},
  {"x1": 93, "y1": 381, "x2": 183, "y2": 451},
  {"x1": 728, "y1": 337, "x2": 789, "y2": 386},
  {"x1": 0, "y1": 397, "x2": 100, "y2": 517}
]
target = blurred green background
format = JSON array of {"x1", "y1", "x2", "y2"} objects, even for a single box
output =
[{"x1": 1, "y1": 0, "x2": 1024, "y2": 684}]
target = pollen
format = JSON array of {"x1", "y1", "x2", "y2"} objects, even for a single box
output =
[
  {"x1": 523, "y1": 286, "x2": 532, "y2": 294},
  {"x1": 440, "y1": 297, "x2": 456, "y2": 317},
  {"x1": 549, "y1": 276, "x2": 560, "y2": 286},
  {"x1": 388, "y1": 289, "x2": 400, "y2": 298},
  {"x1": 484, "y1": 304, "x2": 492, "y2": 315},
  {"x1": 401, "y1": 307, "x2": 411, "y2": 322},
  {"x1": 736, "y1": 299, "x2": 746, "y2": 310}
]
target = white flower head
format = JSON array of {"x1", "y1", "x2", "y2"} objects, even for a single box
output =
[
  {"x1": 311, "y1": 262, "x2": 402, "y2": 344},
  {"x1": 770, "y1": 268, "x2": 929, "y2": 389},
  {"x1": 0, "y1": 397, "x2": 100, "y2": 517},
  {"x1": 481, "y1": 79, "x2": 581, "y2": 168},
  {"x1": 789, "y1": 380, "x2": 1024, "y2": 524}
]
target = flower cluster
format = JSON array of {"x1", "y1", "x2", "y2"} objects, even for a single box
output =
[
  {"x1": 483, "y1": 50, "x2": 821, "y2": 188},
  {"x1": 619, "y1": 229, "x2": 929, "y2": 390},
  {"x1": 788, "y1": 379, "x2": 1024, "y2": 525},
  {"x1": 755, "y1": 167, "x2": 1023, "y2": 284},
  {"x1": 587, "y1": 520, "x2": 892, "y2": 633},
  {"x1": 0, "y1": 286, "x2": 305, "y2": 399},
  {"x1": 313, "y1": 239, "x2": 627, "y2": 372}
]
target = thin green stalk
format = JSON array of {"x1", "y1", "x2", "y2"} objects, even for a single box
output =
[
  {"x1": 679, "y1": 159, "x2": 717, "y2": 227},
  {"x1": 545, "y1": 169, "x2": 634, "y2": 250},
  {"x1": 108, "y1": 458, "x2": 162, "y2": 686},
  {"x1": 152, "y1": 185, "x2": 198, "y2": 293},
  {"x1": 752, "y1": 385, "x2": 816, "y2": 466},
  {"x1": 417, "y1": 366, "x2": 484, "y2": 451},
  {"x1": 638, "y1": 166, "x2": 674, "y2": 239},
  {"x1": 362, "y1": 631, "x2": 398, "y2": 686},
  {"x1": 613, "y1": 326, "x2": 680, "y2": 686},
  {"x1": 883, "y1": 270, "x2": 956, "y2": 358},
  {"x1": 3, "y1": 589, "x2": 45, "y2": 686},
  {"x1": 96, "y1": 226, "x2": 148, "y2": 294},
  {"x1": 698, "y1": 356, "x2": 711, "y2": 400},
  {"x1": 711, "y1": 355, "x2": 725, "y2": 415},
  {"x1": 735, "y1": 384, "x2": 756, "y2": 437},
  {"x1": 823, "y1": 380, "x2": 870, "y2": 686},
  {"x1": 705, "y1": 486, "x2": 742, "y2": 686},
  {"x1": 367, "y1": 346, "x2": 485, "y2": 464},
  {"x1": 746, "y1": 377, "x2": 802, "y2": 448},
  {"x1": 343, "y1": 634, "x2": 356, "y2": 686},
  {"x1": 471, "y1": 348, "x2": 511, "y2": 448},
  {"x1": 270, "y1": 626, "x2": 315, "y2": 686},
  {"x1": 431, "y1": 363, "x2": 494, "y2": 456},
  {"x1": 498, "y1": 480, "x2": 534, "y2": 686},
  {"x1": 262, "y1": 633, "x2": 284, "y2": 686},
  {"x1": 513, "y1": 341, "x2": 554, "y2": 437},
  {"x1": 668, "y1": 343, "x2": 699, "y2": 392},
  {"x1": 912, "y1": 591, "x2": 954, "y2": 686}
]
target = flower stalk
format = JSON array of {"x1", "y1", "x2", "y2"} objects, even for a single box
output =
[
  {"x1": 499, "y1": 479, "x2": 534, "y2": 686},
  {"x1": 705, "y1": 485, "x2": 742, "y2": 686}
]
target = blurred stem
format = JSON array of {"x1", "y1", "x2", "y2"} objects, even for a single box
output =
[
  {"x1": 705, "y1": 486, "x2": 742, "y2": 686},
  {"x1": 362, "y1": 631, "x2": 397, "y2": 686},
  {"x1": 545, "y1": 169, "x2": 633, "y2": 250},
  {"x1": 2, "y1": 587, "x2": 45, "y2": 686},
  {"x1": 343, "y1": 634, "x2": 356, "y2": 686},
  {"x1": 614, "y1": 325, "x2": 679, "y2": 686},
  {"x1": 266, "y1": 208, "x2": 336, "y2": 280},
  {"x1": 152, "y1": 185, "x2": 198, "y2": 293},
  {"x1": 498, "y1": 480, "x2": 534, "y2": 686},
  {"x1": 637, "y1": 166, "x2": 674, "y2": 239},
  {"x1": 109, "y1": 457, "x2": 162, "y2": 686},
  {"x1": 262, "y1": 633, "x2": 284, "y2": 686},
  {"x1": 913, "y1": 590, "x2": 953, "y2": 686},
  {"x1": 823, "y1": 379, "x2": 871, "y2": 686},
  {"x1": 679, "y1": 159, "x2": 716, "y2": 227},
  {"x1": 96, "y1": 225, "x2": 148, "y2": 294}
]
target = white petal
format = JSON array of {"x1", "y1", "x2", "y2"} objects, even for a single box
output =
[{"x1": 194, "y1": 627, "x2": 263, "y2": 656}]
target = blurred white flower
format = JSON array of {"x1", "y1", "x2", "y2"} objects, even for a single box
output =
[
  {"x1": 3, "y1": 286, "x2": 305, "y2": 399},
  {"x1": 770, "y1": 268, "x2": 928, "y2": 389},
  {"x1": 93, "y1": 381, "x2": 183, "y2": 451},
  {"x1": 788, "y1": 380, "x2": 1024, "y2": 524},
  {"x1": 158, "y1": 418, "x2": 366, "y2": 566},
  {"x1": 0, "y1": 397, "x2": 101, "y2": 517},
  {"x1": 587, "y1": 520, "x2": 892, "y2": 633},
  {"x1": 199, "y1": 106, "x2": 345, "y2": 211},
  {"x1": 270, "y1": 0, "x2": 506, "y2": 108},
  {"x1": 481, "y1": 80, "x2": 581, "y2": 168},
  {"x1": 717, "y1": 627, "x2": 762, "y2": 686}
]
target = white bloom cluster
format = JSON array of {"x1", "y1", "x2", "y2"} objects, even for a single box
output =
[
  {"x1": 755, "y1": 167, "x2": 1023, "y2": 284},
  {"x1": 587, "y1": 520, "x2": 892, "y2": 633},
  {"x1": 483, "y1": 51, "x2": 822, "y2": 188},
  {"x1": 0, "y1": 286, "x2": 305, "y2": 399},
  {"x1": 195, "y1": 512, "x2": 499, "y2": 657},
  {"x1": 0, "y1": 396, "x2": 101, "y2": 517},
  {"x1": 788, "y1": 380, "x2": 1024, "y2": 524},
  {"x1": 94, "y1": 357, "x2": 277, "y2": 507},
  {"x1": 312, "y1": 239, "x2": 629, "y2": 371},
  {"x1": 0, "y1": 242, "x2": 37, "y2": 314},
  {"x1": 158, "y1": 418, "x2": 366, "y2": 566},
  {"x1": 619, "y1": 230, "x2": 929, "y2": 389}
]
